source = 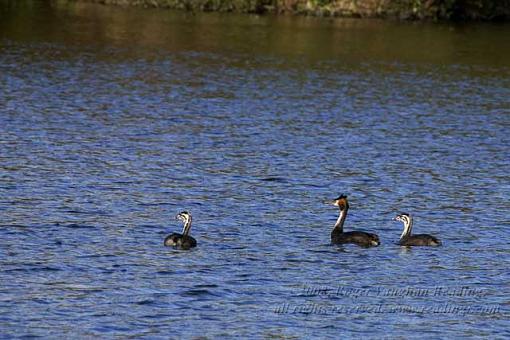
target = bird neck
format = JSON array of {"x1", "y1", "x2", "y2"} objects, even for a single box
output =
[
  {"x1": 333, "y1": 207, "x2": 347, "y2": 234},
  {"x1": 182, "y1": 216, "x2": 192, "y2": 236},
  {"x1": 400, "y1": 216, "x2": 413, "y2": 239}
]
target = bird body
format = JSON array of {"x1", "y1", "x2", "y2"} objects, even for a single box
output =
[
  {"x1": 328, "y1": 195, "x2": 380, "y2": 247},
  {"x1": 395, "y1": 213, "x2": 441, "y2": 247},
  {"x1": 164, "y1": 211, "x2": 197, "y2": 249},
  {"x1": 331, "y1": 230, "x2": 380, "y2": 247},
  {"x1": 164, "y1": 232, "x2": 197, "y2": 249}
]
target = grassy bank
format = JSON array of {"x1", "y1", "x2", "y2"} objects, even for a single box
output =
[{"x1": 68, "y1": 0, "x2": 510, "y2": 20}]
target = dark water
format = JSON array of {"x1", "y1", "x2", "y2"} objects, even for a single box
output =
[{"x1": 1, "y1": 1, "x2": 510, "y2": 338}]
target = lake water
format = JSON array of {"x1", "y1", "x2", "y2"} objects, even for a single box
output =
[{"x1": 1, "y1": 2, "x2": 509, "y2": 338}]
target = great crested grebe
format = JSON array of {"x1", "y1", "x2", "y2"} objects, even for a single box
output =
[
  {"x1": 394, "y1": 213, "x2": 441, "y2": 247},
  {"x1": 164, "y1": 211, "x2": 197, "y2": 249},
  {"x1": 326, "y1": 195, "x2": 380, "y2": 247}
]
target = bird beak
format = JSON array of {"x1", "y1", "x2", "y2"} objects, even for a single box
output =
[
  {"x1": 175, "y1": 214, "x2": 181, "y2": 220},
  {"x1": 323, "y1": 199, "x2": 337, "y2": 206}
]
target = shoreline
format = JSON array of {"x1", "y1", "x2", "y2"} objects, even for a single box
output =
[{"x1": 66, "y1": 0, "x2": 510, "y2": 21}]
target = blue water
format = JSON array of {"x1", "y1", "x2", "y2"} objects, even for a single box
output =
[{"x1": 1, "y1": 2, "x2": 510, "y2": 338}]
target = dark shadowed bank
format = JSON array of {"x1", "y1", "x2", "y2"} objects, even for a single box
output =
[{"x1": 68, "y1": 0, "x2": 510, "y2": 20}]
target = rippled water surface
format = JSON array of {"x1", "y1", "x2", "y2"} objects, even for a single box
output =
[{"x1": 1, "y1": 2, "x2": 510, "y2": 338}]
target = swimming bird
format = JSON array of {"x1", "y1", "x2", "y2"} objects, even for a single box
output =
[
  {"x1": 164, "y1": 211, "x2": 197, "y2": 249},
  {"x1": 394, "y1": 213, "x2": 441, "y2": 247},
  {"x1": 326, "y1": 194, "x2": 380, "y2": 247}
]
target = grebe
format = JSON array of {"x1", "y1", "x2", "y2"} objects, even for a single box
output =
[
  {"x1": 394, "y1": 213, "x2": 441, "y2": 247},
  {"x1": 164, "y1": 211, "x2": 197, "y2": 249},
  {"x1": 327, "y1": 195, "x2": 380, "y2": 247}
]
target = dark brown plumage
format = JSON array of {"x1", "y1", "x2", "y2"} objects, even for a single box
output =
[
  {"x1": 164, "y1": 211, "x2": 197, "y2": 249},
  {"x1": 395, "y1": 213, "x2": 441, "y2": 247},
  {"x1": 327, "y1": 195, "x2": 380, "y2": 248}
]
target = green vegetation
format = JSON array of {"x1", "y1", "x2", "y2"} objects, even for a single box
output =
[{"x1": 70, "y1": 0, "x2": 510, "y2": 20}]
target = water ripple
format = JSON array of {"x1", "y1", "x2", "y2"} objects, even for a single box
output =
[{"x1": 1, "y1": 3, "x2": 509, "y2": 338}]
